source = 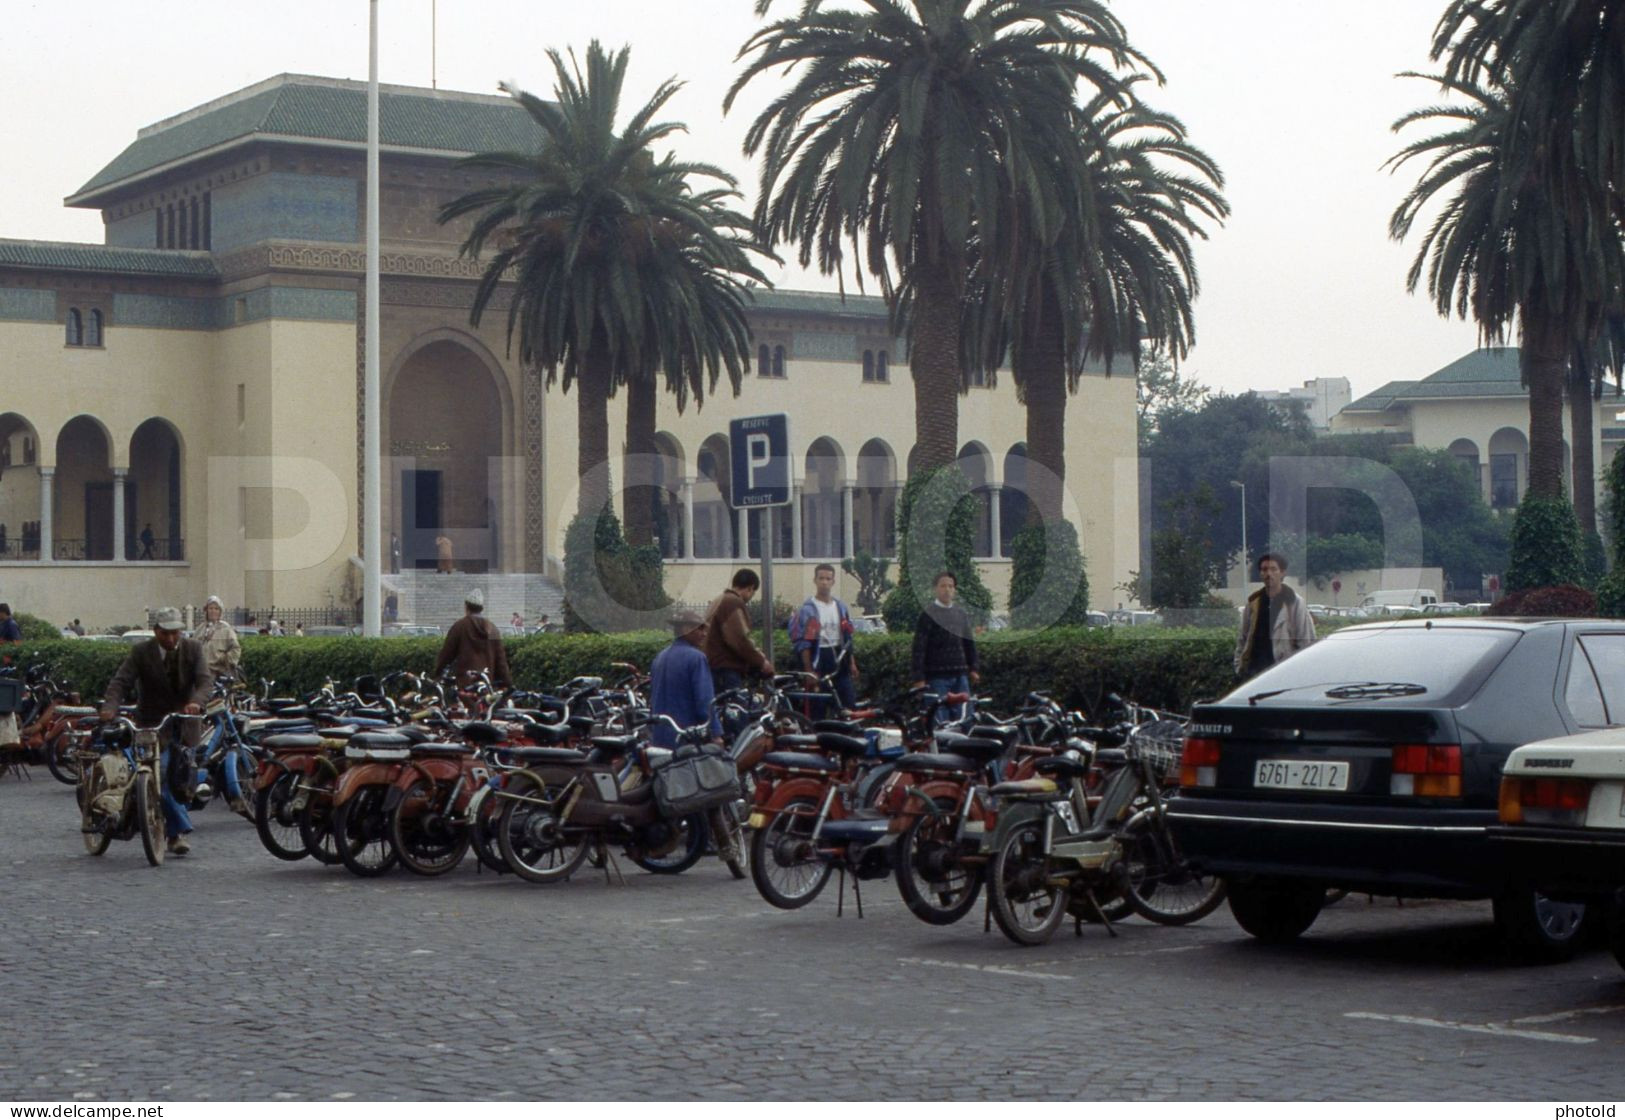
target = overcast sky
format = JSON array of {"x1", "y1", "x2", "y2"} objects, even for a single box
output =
[{"x1": 1, "y1": 0, "x2": 1490, "y2": 399}]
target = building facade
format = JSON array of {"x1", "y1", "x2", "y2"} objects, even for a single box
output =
[
  {"x1": 0, "y1": 74, "x2": 1140, "y2": 628},
  {"x1": 1252, "y1": 377, "x2": 1351, "y2": 432}
]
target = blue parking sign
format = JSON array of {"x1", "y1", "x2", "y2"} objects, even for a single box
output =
[{"x1": 729, "y1": 414, "x2": 791, "y2": 508}]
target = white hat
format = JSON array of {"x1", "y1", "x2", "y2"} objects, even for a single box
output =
[
  {"x1": 465, "y1": 588, "x2": 485, "y2": 608},
  {"x1": 153, "y1": 607, "x2": 185, "y2": 631},
  {"x1": 204, "y1": 595, "x2": 223, "y2": 609}
]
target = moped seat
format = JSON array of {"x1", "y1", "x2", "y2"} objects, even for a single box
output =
[
  {"x1": 351, "y1": 731, "x2": 411, "y2": 751},
  {"x1": 1092, "y1": 748, "x2": 1128, "y2": 768},
  {"x1": 966, "y1": 725, "x2": 1020, "y2": 749},
  {"x1": 590, "y1": 735, "x2": 640, "y2": 754},
  {"x1": 813, "y1": 719, "x2": 865, "y2": 737},
  {"x1": 774, "y1": 734, "x2": 820, "y2": 749},
  {"x1": 458, "y1": 721, "x2": 508, "y2": 746},
  {"x1": 253, "y1": 718, "x2": 317, "y2": 733},
  {"x1": 1034, "y1": 754, "x2": 1093, "y2": 779},
  {"x1": 567, "y1": 715, "x2": 597, "y2": 734},
  {"x1": 315, "y1": 726, "x2": 360, "y2": 740},
  {"x1": 347, "y1": 707, "x2": 394, "y2": 721},
  {"x1": 517, "y1": 721, "x2": 573, "y2": 746},
  {"x1": 261, "y1": 733, "x2": 325, "y2": 751},
  {"x1": 412, "y1": 742, "x2": 473, "y2": 757},
  {"x1": 989, "y1": 777, "x2": 1060, "y2": 797},
  {"x1": 894, "y1": 752, "x2": 978, "y2": 774},
  {"x1": 397, "y1": 725, "x2": 434, "y2": 744},
  {"x1": 502, "y1": 746, "x2": 586, "y2": 765},
  {"x1": 762, "y1": 750, "x2": 838, "y2": 773},
  {"x1": 491, "y1": 708, "x2": 546, "y2": 723},
  {"x1": 815, "y1": 732, "x2": 869, "y2": 757},
  {"x1": 934, "y1": 733, "x2": 1005, "y2": 762}
]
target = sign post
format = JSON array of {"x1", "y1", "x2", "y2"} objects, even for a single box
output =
[{"x1": 730, "y1": 414, "x2": 792, "y2": 666}]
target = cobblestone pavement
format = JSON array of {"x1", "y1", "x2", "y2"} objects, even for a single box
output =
[{"x1": 3, "y1": 774, "x2": 1625, "y2": 1101}]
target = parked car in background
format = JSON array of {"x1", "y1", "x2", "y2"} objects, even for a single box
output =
[
  {"x1": 1109, "y1": 609, "x2": 1162, "y2": 628},
  {"x1": 1085, "y1": 610, "x2": 1110, "y2": 628},
  {"x1": 1169, "y1": 618, "x2": 1613, "y2": 961},
  {"x1": 302, "y1": 625, "x2": 356, "y2": 638},
  {"x1": 851, "y1": 615, "x2": 887, "y2": 634}
]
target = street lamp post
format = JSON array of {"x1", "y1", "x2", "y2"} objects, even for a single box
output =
[{"x1": 1230, "y1": 480, "x2": 1247, "y2": 582}]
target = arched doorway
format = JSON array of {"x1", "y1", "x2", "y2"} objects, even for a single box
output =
[
  {"x1": 1001, "y1": 444, "x2": 1029, "y2": 557},
  {"x1": 0, "y1": 413, "x2": 41, "y2": 559},
  {"x1": 1447, "y1": 438, "x2": 1482, "y2": 500},
  {"x1": 801, "y1": 437, "x2": 845, "y2": 559},
  {"x1": 129, "y1": 418, "x2": 183, "y2": 560},
  {"x1": 55, "y1": 416, "x2": 114, "y2": 560},
  {"x1": 652, "y1": 432, "x2": 685, "y2": 559},
  {"x1": 694, "y1": 434, "x2": 734, "y2": 559},
  {"x1": 1488, "y1": 427, "x2": 1527, "y2": 510},
  {"x1": 854, "y1": 439, "x2": 897, "y2": 558},
  {"x1": 387, "y1": 338, "x2": 509, "y2": 572},
  {"x1": 956, "y1": 442, "x2": 994, "y2": 558}
]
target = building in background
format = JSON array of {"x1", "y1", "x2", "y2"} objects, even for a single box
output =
[{"x1": 1252, "y1": 377, "x2": 1351, "y2": 432}]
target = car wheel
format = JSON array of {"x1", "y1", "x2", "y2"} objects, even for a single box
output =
[
  {"x1": 1493, "y1": 887, "x2": 1589, "y2": 964},
  {"x1": 1225, "y1": 877, "x2": 1324, "y2": 944}
]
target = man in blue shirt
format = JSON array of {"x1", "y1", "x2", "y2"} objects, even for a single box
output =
[
  {"x1": 649, "y1": 609, "x2": 722, "y2": 747},
  {"x1": 0, "y1": 603, "x2": 22, "y2": 644}
]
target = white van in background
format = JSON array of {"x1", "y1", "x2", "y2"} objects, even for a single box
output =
[{"x1": 1360, "y1": 589, "x2": 1440, "y2": 610}]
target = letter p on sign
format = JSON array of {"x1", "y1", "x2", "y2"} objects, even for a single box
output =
[{"x1": 747, "y1": 433, "x2": 772, "y2": 489}]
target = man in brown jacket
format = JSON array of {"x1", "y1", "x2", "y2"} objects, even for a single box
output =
[
  {"x1": 703, "y1": 568, "x2": 774, "y2": 692},
  {"x1": 434, "y1": 588, "x2": 512, "y2": 688}
]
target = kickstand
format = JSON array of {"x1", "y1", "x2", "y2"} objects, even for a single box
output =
[
  {"x1": 983, "y1": 887, "x2": 992, "y2": 933},
  {"x1": 599, "y1": 843, "x2": 627, "y2": 887},
  {"x1": 1082, "y1": 890, "x2": 1118, "y2": 937},
  {"x1": 836, "y1": 865, "x2": 846, "y2": 917},
  {"x1": 853, "y1": 871, "x2": 864, "y2": 919}
]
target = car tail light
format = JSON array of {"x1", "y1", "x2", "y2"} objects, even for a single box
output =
[
  {"x1": 1390, "y1": 744, "x2": 1461, "y2": 797},
  {"x1": 1499, "y1": 777, "x2": 1590, "y2": 826},
  {"x1": 1181, "y1": 737, "x2": 1221, "y2": 788}
]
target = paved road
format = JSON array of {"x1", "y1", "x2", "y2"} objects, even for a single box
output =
[{"x1": 3, "y1": 772, "x2": 1624, "y2": 1101}]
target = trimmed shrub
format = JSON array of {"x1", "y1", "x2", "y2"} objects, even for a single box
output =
[
  {"x1": 562, "y1": 510, "x2": 669, "y2": 633},
  {"x1": 881, "y1": 466, "x2": 993, "y2": 633},
  {"x1": 1007, "y1": 520, "x2": 1091, "y2": 629},
  {"x1": 1486, "y1": 584, "x2": 1597, "y2": 618},
  {"x1": 1504, "y1": 495, "x2": 1585, "y2": 592},
  {"x1": 14, "y1": 613, "x2": 62, "y2": 642}
]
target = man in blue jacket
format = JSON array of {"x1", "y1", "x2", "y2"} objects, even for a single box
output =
[
  {"x1": 788, "y1": 563, "x2": 859, "y2": 715},
  {"x1": 649, "y1": 608, "x2": 722, "y2": 747}
]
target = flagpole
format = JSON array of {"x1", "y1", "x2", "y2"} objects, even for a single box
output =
[{"x1": 363, "y1": 0, "x2": 382, "y2": 637}]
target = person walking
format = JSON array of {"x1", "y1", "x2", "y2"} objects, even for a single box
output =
[
  {"x1": 1234, "y1": 552, "x2": 1316, "y2": 680},
  {"x1": 99, "y1": 607, "x2": 212, "y2": 855},
  {"x1": 192, "y1": 595, "x2": 242, "y2": 680},
  {"x1": 910, "y1": 572, "x2": 980, "y2": 725},
  {"x1": 788, "y1": 563, "x2": 859, "y2": 715},
  {"x1": 648, "y1": 609, "x2": 722, "y2": 747},
  {"x1": 433, "y1": 589, "x2": 512, "y2": 688},
  {"x1": 704, "y1": 568, "x2": 774, "y2": 692},
  {"x1": 71, "y1": 618, "x2": 85, "y2": 637},
  {"x1": 0, "y1": 603, "x2": 22, "y2": 645}
]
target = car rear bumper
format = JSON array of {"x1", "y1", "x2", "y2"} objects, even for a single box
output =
[
  {"x1": 1167, "y1": 796, "x2": 1502, "y2": 897},
  {"x1": 1484, "y1": 823, "x2": 1625, "y2": 897}
]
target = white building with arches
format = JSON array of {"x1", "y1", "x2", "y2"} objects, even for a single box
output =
[{"x1": 0, "y1": 74, "x2": 1140, "y2": 628}]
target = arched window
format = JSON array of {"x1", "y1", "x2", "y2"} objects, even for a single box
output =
[
  {"x1": 154, "y1": 207, "x2": 165, "y2": 248},
  {"x1": 862, "y1": 350, "x2": 875, "y2": 382},
  {"x1": 188, "y1": 198, "x2": 200, "y2": 249},
  {"x1": 86, "y1": 309, "x2": 103, "y2": 347},
  {"x1": 757, "y1": 343, "x2": 771, "y2": 377},
  {"x1": 65, "y1": 308, "x2": 82, "y2": 347},
  {"x1": 875, "y1": 350, "x2": 889, "y2": 382},
  {"x1": 773, "y1": 345, "x2": 786, "y2": 378}
]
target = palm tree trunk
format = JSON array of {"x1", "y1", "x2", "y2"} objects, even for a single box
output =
[
  {"x1": 576, "y1": 346, "x2": 613, "y2": 520},
  {"x1": 623, "y1": 372, "x2": 657, "y2": 546},
  {"x1": 1570, "y1": 371, "x2": 1597, "y2": 533},
  {"x1": 909, "y1": 264, "x2": 963, "y2": 473},
  {"x1": 1018, "y1": 282, "x2": 1067, "y2": 527},
  {"x1": 1522, "y1": 315, "x2": 1568, "y2": 501}
]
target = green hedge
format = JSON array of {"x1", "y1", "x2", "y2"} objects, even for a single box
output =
[{"x1": 9, "y1": 627, "x2": 1243, "y2": 717}]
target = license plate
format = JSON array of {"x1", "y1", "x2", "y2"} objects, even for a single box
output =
[{"x1": 1254, "y1": 759, "x2": 1349, "y2": 792}]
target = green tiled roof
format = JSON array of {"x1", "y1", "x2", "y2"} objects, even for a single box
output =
[
  {"x1": 1394, "y1": 347, "x2": 1523, "y2": 398},
  {"x1": 745, "y1": 288, "x2": 891, "y2": 318},
  {"x1": 0, "y1": 239, "x2": 218, "y2": 278},
  {"x1": 72, "y1": 74, "x2": 544, "y2": 202},
  {"x1": 1342, "y1": 380, "x2": 1417, "y2": 412}
]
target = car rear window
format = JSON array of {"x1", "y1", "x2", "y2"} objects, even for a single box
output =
[{"x1": 1222, "y1": 626, "x2": 1521, "y2": 706}]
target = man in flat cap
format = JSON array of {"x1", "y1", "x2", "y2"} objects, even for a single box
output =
[
  {"x1": 100, "y1": 607, "x2": 211, "y2": 855},
  {"x1": 649, "y1": 608, "x2": 722, "y2": 748},
  {"x1": 433, "y1": 587, "x2": 511, "y2": 688}
]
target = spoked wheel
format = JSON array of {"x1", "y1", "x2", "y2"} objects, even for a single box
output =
[
  {"x1": 989, "y1": 821, "x2": 1068, "y2": 947},
  {"x1": 496, "y1": 781, "x2": 589, "y2": 884},
  {"x1": 1120, "y1": 813, "x2": 1226, "y2": 926},
  {"x1": 467, "y1": 787, "x2": 509, "y2": 873},
  {"x1": 79, "y1": 765, "x2": 112, "y2": 856},
  {"x1": 894, "y1": 805, "x2": 982, "y2": 925},
  {"x1": 332, "y1": 784, "x2": 398, "y2": 877},
  {"x1": 135, "y1": 771, "x2": 166, "y2": 867},
  {"x1": 253, "y1": 771, "x2": 307, "y2": 861},
  {"x1": 632, "y1": 813, "x2": 707, "y2": 875},
  {"x1": 390, "y1": 777, "x2": 471, "y2": 876},
  {"x1": 709, "y1": 806, "x2": 749, "y2": 880},
  {"x1": 296, "y1": 771, "x2": 342, "y2": 865},
  {"x1": 749, "y1": 797, "x2": 832, "y2": 909},
  {"x1": 45, "y1": 730, "x2": 82, "y2": 785}
]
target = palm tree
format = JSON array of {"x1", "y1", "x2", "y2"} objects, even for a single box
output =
[
  {"x1": 440, "y1": 44, "x2": 766, "y2": 524},
  {"x1": 1387, "y1": 63, "x2": 1625, "y2": 501},
  {"x1": 727, "y1": 0, "x2": 1146, "y2": 473}
]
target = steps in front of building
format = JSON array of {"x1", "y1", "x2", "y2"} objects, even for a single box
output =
[{"x1": 383, "y1": 571, "x2": 566, "y2": 630}]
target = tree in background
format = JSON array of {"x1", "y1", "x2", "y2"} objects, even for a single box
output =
[
  {"x1": 1137, "y1": 349, "x2": 1209, "y2": 448},
  {"x1": 1117, "y1": 485, "x2": 1227, "y2": 609}
]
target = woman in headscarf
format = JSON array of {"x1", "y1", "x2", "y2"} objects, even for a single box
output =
[{"x1": 194, "y1": 594, "x2": 242, "y2": 680}]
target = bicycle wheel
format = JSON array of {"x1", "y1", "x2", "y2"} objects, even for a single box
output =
[
  {"x1": 135, "y1": 771, "x2": 165, "y2": 867},
  {"x1": 390, "y1": 777, "x2": 471, "y2": 876},
  {"x1": 296, "y1": 770, "x2": 341, "y2": 865},
  {"x1": 989, "y1": 821, "x2": 1067, "y2": 947},
  {"x1": 749, "y1": 797, "x2": 831, "y2": 909},
  {"x1": 894, "y1": 805, "x2": 982, "y2": 926},
  {"x1": 45, "y1": 729, "x2": 81, "y2": 785},
  {"x1": 332, "y1": 784, "x2": 398, "y2": 877},
  {"x1": 79, "y1": 765, "x2": 112, "y2": 856},
  {"x1": 1121, "y1": 813, "x2": 1227, "y2": 926},
  {"x1": 467, "y1": 786, "x2": 509, "y2": 873},
  {"x1": 253, "y1": 771, "x2": 307, "y2": 861},
  {"x1": 632, "y1": 813, "x2": 707, "y2": 875},
  {"x1": 495, "y1": 781, "x2": 589, "y2": 884},
  {"x1": 709, "y1": 806, "x2": 748, "y2": 880}
]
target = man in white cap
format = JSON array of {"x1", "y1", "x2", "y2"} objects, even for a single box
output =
[
  {"x1": 433, "y1": 588, "x2": 511, "y2": 688},
  {"x1": 100, "y1": 607, "x2": 212, "y2": 855},
  {"x1": 193, "y1": 595, "x2": 242, "y2": 679}
]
